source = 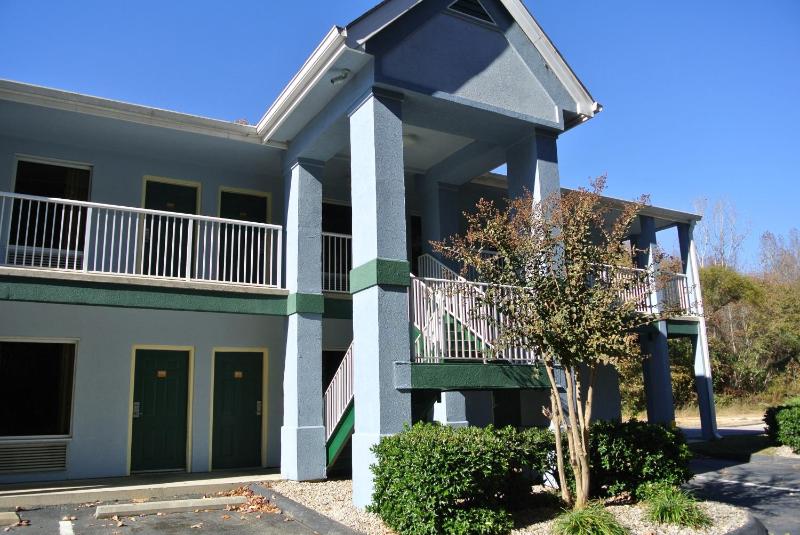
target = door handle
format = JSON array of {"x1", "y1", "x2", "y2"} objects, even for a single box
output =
[
  {"x1": 256, "y1": 401, "x2": 262, "y2": 416},
  {"x1": 133, "y1": 401, "x2": 141, "y2": 418}
]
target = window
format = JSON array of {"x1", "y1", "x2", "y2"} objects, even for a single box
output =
[
  {"x1": 14, "y1": 160, "x2": 91, "y2": 200},
  {"x1": 322, "y1": 203, "x2": 352, "y2": 235},
  {"x1": 0, "y1": 342, "x2": 75, "y2": 437},
  {"x1": 8, "y1": 160, "x2": 91, "y2": 268},
  {"x1": 448, "y1": 0, "x2": 496, "y2": 25}
]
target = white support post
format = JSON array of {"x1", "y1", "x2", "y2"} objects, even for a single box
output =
[
  {"x1": 679, "y1": 222, "x2": 720, "y2": 440},
  {"x1": 82, "y1": 206, "x2": 93, "y2": 272},
  {"x1": 636, "y1": 215, "x2": 675, "y2": 425}
]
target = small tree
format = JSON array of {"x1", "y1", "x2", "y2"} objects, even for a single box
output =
[{"x1": 434, "y1": 177, "x2": 683, "y2": 509}]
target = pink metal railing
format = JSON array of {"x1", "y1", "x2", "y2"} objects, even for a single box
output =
[{"x1": 323, "y1": 342, "x2": 354, "y2": 440}]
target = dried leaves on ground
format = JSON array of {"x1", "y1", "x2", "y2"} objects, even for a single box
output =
[{"x1": 212, "y1": 485, "x2": 280, "y2": 516}]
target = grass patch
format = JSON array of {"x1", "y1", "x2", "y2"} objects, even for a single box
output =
[
  {"x1": 643, "y1": 486, "x2": 712, "y2": 529},
  {"x1": 552, "y1": 504, "x2": 629, "y2": 535},
  {"x1": 689, "y1": 433, "x2": 772, "y2": 461}
]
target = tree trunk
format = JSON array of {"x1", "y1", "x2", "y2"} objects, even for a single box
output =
[
  {"x1": 544, "y1": 362, "x2": 572, "y2": 505},
  {"x1": 564, "y1": 367, "x2": 588, "y2": 509}
]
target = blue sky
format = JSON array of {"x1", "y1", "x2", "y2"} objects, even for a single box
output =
[{"x1": 1, "y1": 1, "x2": 798, "y2": 268}]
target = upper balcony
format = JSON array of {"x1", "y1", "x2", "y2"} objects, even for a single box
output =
[{"x1": 0, "y1": 191, "x2": 284, "y2": 292}]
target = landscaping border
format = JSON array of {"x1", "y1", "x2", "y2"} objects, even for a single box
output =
[
  {"x1": 252, "y1": 481, "x2": 766, "y2": 535},
  {"x1": 725, "y1": 512, "x2": 768, "y2": 535}
]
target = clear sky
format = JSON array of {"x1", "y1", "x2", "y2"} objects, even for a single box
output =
[{"x1": 1, "y1": 1, "x2": 798, "y2": 268}]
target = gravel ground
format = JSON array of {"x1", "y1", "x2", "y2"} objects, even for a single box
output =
[
  {"x1": 268, "y1": 479, "x2": 749, "y2": 535},
  {"x1": 269, "y1": 479, "x2": 395, "y2": 535},
  {"x1": 512, "y1": 501, "x2": 748, "y2": 535},
  {"x1": 773, "y1": 445, "x2": 800, "y2": 458}
]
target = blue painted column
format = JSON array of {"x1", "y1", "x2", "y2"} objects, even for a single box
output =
[
  {"x1": 419, "y1": 180, "x2": 470, "y2": 427},
  {"x1": 636, "y1": 215, "x2": 675, "y2": 425},
  {"x1": 420, "y1": 181, "x2": 460, "y2": 257},
  {"x1": 678, "y1": 223, "x2": 721, "y2": 439},
  {"x1": 349, "y1": 89, "x2": 413, "y2": 508},
  {"x1": 506, "y1": 131, "x2": 564, "y2": 422},
  {"x1": 281, "y1": 158, "x2": 326, "y2": 481},
  {"x1": 506, "y1": 131, "x2": 560, "y2": 203}
]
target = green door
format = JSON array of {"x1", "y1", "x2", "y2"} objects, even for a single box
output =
[
  {"x1": 212, "y1": 352, "x2": 263, "y2": 469},
  {"x1": 218, "y1": 191, "x2": 269, "y2": 284},
  {"x1": 142, "y1": 180, "x2": 198, "y2": 277},
  {"x1": 131, "y1": 349, "x2": 190, "y2": 472}
]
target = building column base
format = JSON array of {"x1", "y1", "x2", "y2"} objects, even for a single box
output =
[
  {"x1": 351, "y1": 432, "x2": 385, "y2": 509},
  {"x1": 433, "y1": 391, "x2": 469, "y2": 427},
  {"x1": 280, "y1": 425, "x2": 326, "y2": 481}
]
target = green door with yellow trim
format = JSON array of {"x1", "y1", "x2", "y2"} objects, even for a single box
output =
[
  {"x1": 212, "y1": 352, "x2": 263, "y2": 469},
  {"x1": 131, "y1": 349, "x2": 189, "y2": 472}
]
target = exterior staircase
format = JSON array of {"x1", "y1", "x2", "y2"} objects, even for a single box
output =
[
  {"x1": 411, "y1": 254, "x2": 538, "y2": 364},
  {"x1": 323, "y1": 342, "x2": 354, "y2": 468}
]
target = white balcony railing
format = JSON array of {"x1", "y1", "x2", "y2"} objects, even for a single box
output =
[
  {"x1": 0, "y1": 191, "x2": 283, "y2": 288},
  {"x1": 410, "y1": 254, "x2": 699, "y2": 364},
  {"x1": 322, "y1": 232, "x2": 351, "y2": 293}
]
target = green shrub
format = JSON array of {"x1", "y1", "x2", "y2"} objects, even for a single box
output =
[
  {"x1": 642, "y1": 485, "x2": 711, "y2": 528},
  {"x1": 552, "y1": 503, "x2": 628, "y2": 535},
  {"x1": 369, "y1": 423, "x2": 555, "y2": 535},
  {"x1": 634, "y1": 481, "x2": 675, "y2": 502},
  {"x1": 776, "y1": 406, "x2": 800, "y2": 453},
  {"x1": 765, "y1": 398, "x2": 800, "y2": 444},
  {"x1": 589, "y1": 420, "x2": 692, "y2": 497},
  {"x1": 441, "y1": 508, "x2": 514, "y2": 535}
]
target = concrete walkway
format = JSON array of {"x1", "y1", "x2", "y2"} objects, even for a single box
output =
[{"x1": 0, "y1": 470, "x2": 280, "y2": 508}]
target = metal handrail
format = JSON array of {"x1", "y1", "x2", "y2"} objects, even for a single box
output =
[{"x1": 323, "y1": 342, "x2": 354, "y2": 441}]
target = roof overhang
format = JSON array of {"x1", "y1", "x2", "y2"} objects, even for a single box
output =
[
  {"x1": 472, "y1": 173, "x2": 701, "y2": 228},
  {"x1": 255, "y1": 26, "x2": 371, "y2": 145},
  {"x1": 255, "y1": 0, "x2": 601, "y2": 147},
  {"x1": 0, "y1": 79, "x2": 271, "y2": 146},
  {"x1": 347, "y1": 0, "x2": 601, "y2": 121}
]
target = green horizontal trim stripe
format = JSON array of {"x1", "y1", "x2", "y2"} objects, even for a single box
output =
[
  {"x1": 399, "y1": 362, "x2": 551, "y2": 391},
  {"x1": 0, "y1": 276, "x2": 288, "y2": 316},
  {"x1": 286, "y1": 293, "x2": 324, "y2": 315},
  {"x1": 667, "y1": 320, "x2": 699, "y2": 337},
  {"x1": 349, "y1": 258, "x2": 410, "y2": 294}
]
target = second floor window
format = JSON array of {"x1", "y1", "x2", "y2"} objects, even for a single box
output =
[{"x1": 8, "y1": 160, "x2": 91, "y2": 267}]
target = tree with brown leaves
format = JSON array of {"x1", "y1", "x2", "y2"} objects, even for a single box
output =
[{"x1": 434, "y1": 177, "x2": 683, "y2": 509}]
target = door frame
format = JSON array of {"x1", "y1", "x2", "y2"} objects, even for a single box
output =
[
  {"x1": 126, "y1": 345, "x2": 195, "y2": 475},
  {"x1": 141, "y1": 175, "x2": 202, "y2": 213},
  {"x1": 217, "y1": 187, "x2": 272, "y2": 223},
  {"x1": 208, "y1": 347, "x2": 269, "y2": 471}
]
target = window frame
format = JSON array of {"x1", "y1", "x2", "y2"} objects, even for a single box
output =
[
  {"x1": 12, "y1": 154, "x2": 93, "y2": 199},
  {"x1": 0, "y1": 337, "x2": 79, "y2": 442}
]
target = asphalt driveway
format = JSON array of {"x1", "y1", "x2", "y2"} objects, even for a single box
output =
[
  {"x1": 688, "y1": 454, "x2": 800, "y2": 535},
  {"x1": 8, "y1": 500, "x2": 317, "y2": 535}
]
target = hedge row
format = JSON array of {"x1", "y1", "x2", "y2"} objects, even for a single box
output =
[{"x1": 369, "y1": 421, "x2": 692, "y2": 535}]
